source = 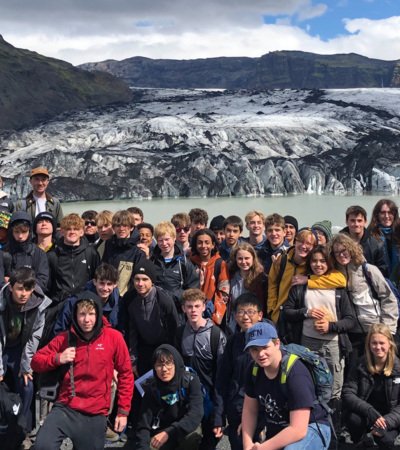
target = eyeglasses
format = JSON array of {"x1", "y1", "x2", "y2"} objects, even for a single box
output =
[
  {"x1": 175, "y1": 226, "x2": 190, "y2": 233},
  {"x1": 236, "y1": 309, "x2": 258, "y2": 317},
  {"x1": 84, "y1": 221, "x2": 96, "y2": 226},
  {"x1": 154, "y1": 361, "x2": 174, "y2": 370},
  {"x1": 333, "y1": 249, "x2": 350, "y2": 257},
  {"x1": 379, "y1": 211, "x2": 394, "y2": 216}
]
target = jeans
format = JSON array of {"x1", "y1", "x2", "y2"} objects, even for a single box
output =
[{"x1": 284, "y1": 423, "x2": 331, "y2": 449}]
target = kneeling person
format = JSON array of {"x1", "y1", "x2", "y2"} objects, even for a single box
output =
[
  {"x1": 242, "y1": 322, "x2": 331, "y2": 450},
  {"x1": 31, "y1": 295, "x2": 133, "y2": 450}
]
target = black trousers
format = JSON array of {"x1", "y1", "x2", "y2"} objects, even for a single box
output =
[{"x1": 33, "y1": 403, "x2": 107, "y2": 450}]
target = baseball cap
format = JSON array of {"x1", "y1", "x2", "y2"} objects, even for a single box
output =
[
  {"x1": 30, "y1": 167, "x2": 49, "y2": 178},
  {"x1": 244, "y1": 322, "x2": 278, "y2": 350}
]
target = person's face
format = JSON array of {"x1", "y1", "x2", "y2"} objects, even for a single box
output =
[
  {"x1": 315, "y1": 230, "x2": 327, "y2": 245},
  {"x1": 9, "y1": 282, "x2": 34, "y2": 307},
  {"x1": 36, "y1": 218, "x2": 53, "y2": 237},
  {"x1": 30, "y1": 175, "x2": 49, "y2": 195},
  {"x1": 154, "y1": 358, "x2": 176, "y2": 383},
  {"x1": 294, "y1": 235, "x2": 315, "y2": 259},
  {"x1": 346, "y1": 213, "x2": 366, "y2": 237},
  {"x1": 249, "y1": 340, "x2": 280, "y2": 368},
  {"x1": 182, "y1": 299, "x2": 206, "y2": 325},
  {"x1": 225, "y1": 224, "x2": 241, "y2": 246},
  {"x1": 284, "y1": 224, "x2": 296, "y2": 244},
  {"x1": 333, "y1": 243, "x2": 351, "y2": 266},
  {"x1": 62, "y1": 226, "x2": 84, "y2": 245},
  {"x1": 246, "y1": 216, "x2": 265, "y2": 237},
  {"x1": 113, "y1": 223, "x2": 133, "y2": 239},
  {"x1": 196, "y1": 234, "x2": 215, "y2": 260},
  {"x1": 369, "y1": 333, "x2": 390, "y2": 362},
  {"x1": 93, "y1": 279, "x2": 117, "y2": 302},
  {"x1": 157, "y1": 233, "x2": 175, "y2": 256},
  {"x1": 236, "y1": 249, "x2": 254, "y2": 272},
  {"x1": 266, "y1": 225, "x2": 285, "y2": 247},
  {"x1": 133, "y1": 274, "x2": 153, "y2": 296},
  {"x1": 378, "y1": 204, "x2": 395, "y2": 228},
  {"x1": 77, "y1": 306, "x2": 96, "y2": 334},
  {"x1": 235, "y1": 304, "x2": 262, "y2": 331},
  {"x1": 310, "y1": 252, "x2": 329, "y2": 276},
  {"x1": 131, "y1": 214, "x2": 143, "y2": 226},
  {"x1": 12, "y1": 227, "x2": 30, "y2": 243},
  {"x1": 97, "y1": 223, "x2": 114, "y2": 241},
  {"x1": 175, "y1": 225, "x2": 190, "y2": 244},
  {"x1": 139, "y1": 227, "x2": 153, "y2": 247},
  {"x1": 84, "y1": 219, "x2": 97, "y2": 236},
  {"x1": 213, "y1": 229, "x2": 225, "y2": 245},
  {"x1": 190, "y1": 221, "x2": 206, "y2": 236}
]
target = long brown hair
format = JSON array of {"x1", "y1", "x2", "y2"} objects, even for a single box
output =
[
  {"x1": 365, "y1": 323, "x2": 396, "y2": 376},
  {"x1": 329, "y1": 233, "x2": 365, "y2": 268},
  {"x1": 229, "y1": 242, "x2": 263, "y2": 289},
  {"x1": 368, "y1": 199, "x2": 399, "y2": 239}
]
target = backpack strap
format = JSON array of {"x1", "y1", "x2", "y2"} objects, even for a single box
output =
[
  {"x1": 176, "y1": 324, "x2": 185, "y2": 354},
  {"x1": 67, "y1": 330, "x2": 77, "y2": 397},
  {"x1": 276, "y1": 250, "x2": 289, "y2": 297},
  {"x1": 279, "y1": 353, "x2": 298, "y2": 386},
  {"x1": 210, "y1": 325, "x2": 221, "y2": 359},
  {"x1": 213, "y1": 258, "x2": 223, "y2": 287}
]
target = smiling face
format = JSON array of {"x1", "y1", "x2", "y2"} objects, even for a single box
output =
[
  {"x1": 157, "y1": 233, "x2": 175, "y2": 258},
  {"x1": 309, "y1": 251, "x2": 329, "y2": 276},
  {"x1": 113, "y1": 223, "x2": 133, "y2": 239},
  {"x1": 30, "y1": 174, "x2": 49, "y2": 196},
  {"x1": 333, "y1": 243, "x2": 351, "y2": 266},
  {"x1": 266, "y1": 225, "x2": 285, "y2": 248},
  {"x1": 246, "y1": 215, "x2": 265, "y2": 238},
  {"x1": 369, "y1": 332, "x2": 390, "y2": 363},
  {"x1": 133, "y1": 274, "x2": 153, "y2": 297},
  {"x1": 294, "y1": 235, "x2": 314, "y2": 260},
  {"x1": 346, "y1": 213, "x2": 366, "y2": 239},
  {"x1": 196, "y1": 234, "x2": 215, "y2": 261},
  {"x1": 235, "y1": 304, "x2": 263, "y2": 331},
  {"x1": 76, "y1": 304, "x2": 97, "y2": 335},
  {"x1": 284, "y1": 223, "x2": 296, "y2": 245},
  {"x1": 93, "y1": 278, "x2": 117, "y2": 302},
  {"x1": 378, "y1": 203, "x2": 395, "y2": 227},
  {"x1": 236, "y1": 249, "x2": 254, "y2": 272}
]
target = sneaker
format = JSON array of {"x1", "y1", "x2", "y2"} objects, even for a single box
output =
[{"x1": 105, "y1": 426, "x2": 119, "y2": 442}]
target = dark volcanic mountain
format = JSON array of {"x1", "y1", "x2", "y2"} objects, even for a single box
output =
[
  {"x1": 0, "y1": 36, "x2": 132, "y2": 132},
  {"x1": 79, "y1": 51, "x2": 400, "y2": 89}
]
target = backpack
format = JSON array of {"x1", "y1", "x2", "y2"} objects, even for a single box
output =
[
  {"x1": 252, "y1": 343, "x2": 334, "y2": 447},
  {"x1": 0, "y1": 383, "x2": 25, "y2": 447},
  {"x1": 37, "y1": 330, "x2": 77, "y2": 402}
]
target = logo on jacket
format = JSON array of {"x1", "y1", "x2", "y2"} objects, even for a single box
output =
[
  {"x1": 95, "y1": 343, "x2": 104, "y2": 351},
  {"x1": 81, "y1": 259, "x2": 87, "y2": 264},
  {"x1": 13, "y1": 403, "x2": 21, "y2": 415}
]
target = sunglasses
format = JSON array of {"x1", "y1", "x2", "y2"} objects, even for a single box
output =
[
  {"x1": 85, "y1": 221, "x2": 96, "y2": 226},
  {"x1": 175, "y1": 226, "x2": 190, "y2": 233}
]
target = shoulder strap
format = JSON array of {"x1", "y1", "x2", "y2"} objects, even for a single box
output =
[
  {"x1": 210, "y1": 324, "x2": 221, "y2": 359},
  {"x1": 276, "y1": 251, "x2": 288, "y2": 296},
  {"x1": 213, "y1": 258, "x2": 223, "y2": 286},
  {"x1": 176, "y1": 324, "x2": 185, "y2": 353},
  {"x1": 279, "y1": 353, "x2": 299, "y2": 386}
]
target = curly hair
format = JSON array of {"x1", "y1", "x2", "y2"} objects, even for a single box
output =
[
  {"x1": 368, "y1": 199, "x2": 399, "y2": 239},
  {"x1": 329, "y1": 233, "x2": 365, "y2": 267},
  {"x1": 190, "y1": 229, "x2": 218, "y2": 257},
  {"x1": 229, "y1": 242, "x2": 264, "y2": 289}
]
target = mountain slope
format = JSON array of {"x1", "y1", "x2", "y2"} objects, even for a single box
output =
[
  {"x1": 79, "y1": 51, "x2": 400, "y2": 89},
  {"x1": 0, "y1": 36, "x2": 132, "y2": 132}
]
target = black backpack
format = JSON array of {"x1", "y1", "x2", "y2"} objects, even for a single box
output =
[{"x1": 0, "y1": 383, "x2": 25, "y2": 447}]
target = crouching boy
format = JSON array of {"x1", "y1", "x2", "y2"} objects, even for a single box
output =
[{"x1": 242, "y1": 322, "x2": 331, "y2": 450}]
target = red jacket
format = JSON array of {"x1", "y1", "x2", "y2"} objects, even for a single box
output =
[{"x1": 31, "y1": 321, "x2": 134, "y2": 416}]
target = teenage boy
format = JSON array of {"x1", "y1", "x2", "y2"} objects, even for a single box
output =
[
  {"x1": 151, "y1": 221, "x2": 199, "y2": 322},
  {"x1": 95, "y1": 210, "x2": 114, "y2": 258},
  {"x1": 340, "y1": 205, "x2": 387, "y2": 276},
  {"x1": 242, "y1": 321, "x2": 331, "y2": 449},
  {"x1": 33, "y1": 211, "x2": 57, "y2": 253},
  {"x1": 283, "y1": 215, "x2": 298, "y2": 246},
  {"x1": 171, "y1": 212, "x2": 191, "y2": 254},
  {"x1": 31, "y1": 294, "x2": 133, "y2": 450},
  {"x1": 54, "y1": 263, "x2": 120, "y2": 334},
  {"x1": 48, "y1": 213, "x2": 100, "y2": 304},
  {"x1": 0, "y1": 268, "x2": 52, "y2": 437},
  {"x1": 15, "y1": 167, "x2": 63, "y2": 226},
  {"x1": 209, "y1": 215, "x2": 226, "y2": 245},
  {"x1": 245, "y1": 210, "x2": 266, "y2": 251},
  {"x1": 136, "y1": 222, "x2": 156, "y2": 257},
  {"x1": 258, "y1": 213, "x2": 289, "y2": 272},
  {"x1": 127, "y1": 260, "x2": 179, "y2": 376},
  {"x1": 102, "y1": 210, "x2": 145, "y2": 296},
  {"x1": 216, "y1": 293, "x2": 263, "y2": 450},
  {"x1": 188, "y1": 208, "x2": 208, "y2": 237},
  {"x1": 177, "y1": 288, "x2": 226, "y2": 450},
  {"x1": 127, "y1": 206, "x2": 144, "y2": 227},
  {"x1": 82, "y1": 210, "x2": 99, "y2": 245},
  {"x1": 3, "y1": 211, "x2": 49, "y2": 291},
  {"x1": 219, "y1": 215, "x2": 244, "y2": 262}
]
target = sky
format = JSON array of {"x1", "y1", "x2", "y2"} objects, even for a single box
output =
[{"x1": 0, "y1": 0, "x2": 399, "y2": 65}]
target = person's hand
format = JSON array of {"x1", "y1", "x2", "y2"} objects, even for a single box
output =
[
  {"x1": 150, "y1": 431, "x2": 169, "y2": 449},
  {"x1": 137, "y1": 243, "x2": 150, "y2": 258},
  {"x1": 236, "y1": 423, "x2": 242, "y2": 436},
  {"x1": 0, "y1": 375, "x2": 4, "y2": 382},
  {"x1": 213, "y1": 427, "x2": 223, "y2": 438},
  {"x1": 291, "y1": 275, "x2": 308, "y2": 286},
  {"x1": 114, "y1": 415, "x2": 127, "y2": 433},
  {"x1": 271, "y1": 253, "x2": 282, "y2": 265},
  {"x1": 314, "y1": 319, "x2": 329, "y2": 334},
  {"x1": 59, "y1": 347, "x2": 76, "y2": 364},
  {"x1": 308, "y1": 308, "x2": 325, "y2": 320},
  {"x1": 22, "y1": 373, "x2": 33, "y2": 386},
  {"x1": 113, "y1": 369, "x2": 118, "y2": 383},
  {"x1": 373, "y1": 416, "x2": 387, "y2": 430}
]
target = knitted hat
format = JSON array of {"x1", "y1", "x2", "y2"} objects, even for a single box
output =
[
  {"x1": 209, "y1": 215, "x2": 225, "y2": 231},
  {"x1": 0, "y1": 210, "x2": 11, "y2": 229},
  {"x1": 284, "y1": 215, "x2": 298, "y2": 232},
  {"x1": 312, "y1": 220, "x2": 333, "y2": 242},
  {"x1": 132, "y1": 259, "x2": 158, "y2": 283}
]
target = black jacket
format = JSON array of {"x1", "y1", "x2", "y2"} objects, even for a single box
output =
[
  {"x1": 342, "y1": 356, "x2": 400, "y2": 430},
  {"x1": 283, "y1": 284, "x2": 354, "y2": 357},
  {"x1": 340, "y1": 227, "x2": 388, "y2": 277},
  {"x1": 47, "y1": 238, "x2": 100, "y2": 303}
]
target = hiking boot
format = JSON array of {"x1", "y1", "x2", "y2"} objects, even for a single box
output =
[{"x1": 105, "y1": 426, "x2": 119, "y2": 442}]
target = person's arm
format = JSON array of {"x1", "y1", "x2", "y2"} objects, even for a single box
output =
[
  {"x1": 212, "y1": 330, "x2": 227, "y2": 431},
  {"x1": 34, "y1": 248, "x2": 50, "y2": 293},
  {"x1": 307, "y1": 270, "x2": 346, "y2": 289},
  {"x1": 283, "y1": 285, "x2": 307, "y2": 322},
  {"x1": 242, "y1": 394, "x2": 259, "y2": 450},
  {"x1": 31, "y1": 332, "x2": 69, "y2": 373},
  {"x1": 328, "y1": 289, "x2": 355, "y2": 334},
  {"x1": 53, "y1": 296, "x2": 75, "y2": 335},
  {"x1": 135, "y1": 390, "x2": 156, "y2": 450},
  {"x1": 267, "y1": 261, "x2": 279, "y2": 318},
  {"x1": 184, "y1": 259, "x2": 200, "y2": 289}
]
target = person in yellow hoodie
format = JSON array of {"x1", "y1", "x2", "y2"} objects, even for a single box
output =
[{"x1": 268, "y1": 229, "x2": 346, "y2": 324}]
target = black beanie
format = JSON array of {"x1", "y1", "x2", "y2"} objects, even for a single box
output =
[
  {"x1": 284, "y1": 215, "x2": 299, "y2": 232},
  {"x1": 132, "y1": 259, "x2": 158, "y2": 283}
]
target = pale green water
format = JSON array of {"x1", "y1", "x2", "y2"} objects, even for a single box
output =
[{"x1": 62, "y1": 194, "x2": 400, "y2": 231}]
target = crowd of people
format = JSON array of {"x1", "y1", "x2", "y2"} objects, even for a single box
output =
[{"x1": 1, "y1": 166, "x2": 400, "y2": 450}]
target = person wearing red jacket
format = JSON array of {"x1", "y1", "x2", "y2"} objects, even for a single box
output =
[{"x1": 31, "y1": 291, "x2": 134, "y2": 450}]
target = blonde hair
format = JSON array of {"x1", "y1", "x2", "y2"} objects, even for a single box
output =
[
  {"x1": 230, "y1": 242, "x2": 264, "y2": 288},
  {"x1": 112, "y1": 210, "x2": 134, "y2": 228},
  {"x1": 96, "y1": 210, "x2": 113, "y2": 227},
  {"x1": 365, "y1": 323, "x2": 396, "y2": 376},
  {"x1": 76, "y1": 299, "x2": 96, "y2": 313},
  {"x1": 154, "y1": 221, "x2": 176, "y2": 240},
  {"x1": 330, "y1": 233, "x2": 365, "y2": 267},
  {"x1": 245, "y1": 210, "x2": 266, "y2": 225},
  {"x1": 182, "y1": 288, "x2": 206, "y2": 304},
  {"x1": 60, "y1": 214, "x2": 84, "y2": 231}
]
